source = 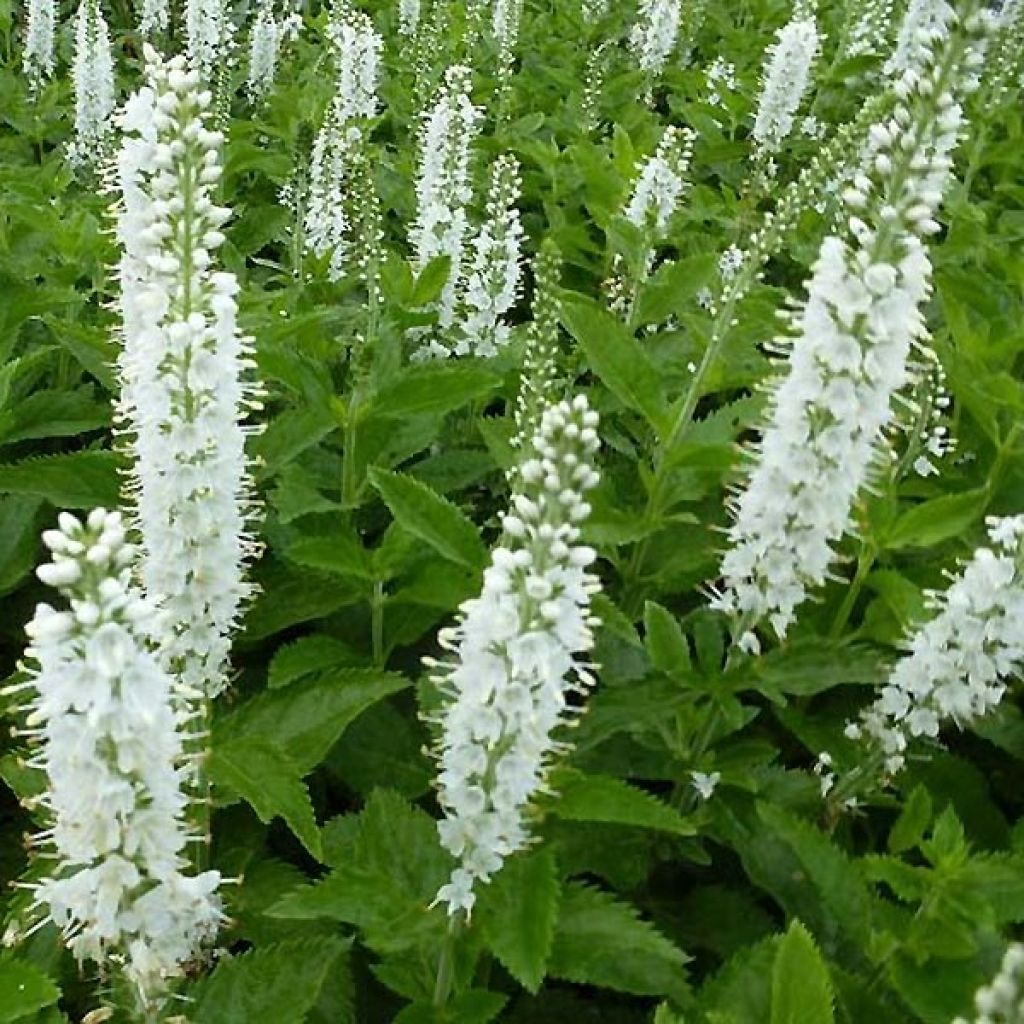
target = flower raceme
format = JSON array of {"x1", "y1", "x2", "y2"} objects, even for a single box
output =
[
  {"x1": 410, "y1": 64, "x2": 483, "y2": 356},
  {"x1": 954, "y1": 943, "x2": 1024, "y2": 1024},
  {"x1": 4, "y1": 510, "x2": 222, "y2": 1003},
  {"x1": 113, "y1": 47, "x2": 260, "y2": 699},
  {"x1": 246, "y1": 0, "x2": 303, "y2": 103},
  {"x1": 713, "y1": 0, "x2": 989, "y2": 649},
  {"x1": 847, "y1": 516, "x2": 1024, "y2": 776},
  {"x1": 426, "y1": 396, "x2": 602, "y2": 917},
  {"x1": 751, "y1": 11, "x2": 820, "y2": 159},
  {"x1": 628, "y1": 0, "x2": 682, "y2": 80},
  {"x1": 24, "y1": 0, "x2": 56, "y2": 88},
  {"x1": 69, "y1": 0, "x2": 116, "y2": 168}
]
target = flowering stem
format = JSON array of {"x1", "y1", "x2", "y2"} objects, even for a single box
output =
[
  {"x1": 371, "y1": 579, "x2": 385, "y2": 667},
  {"x1": 433, "y1": 914, "x2": 461, "y2": 1008},
  {"x1": 829, "y1": 543, "x2": 877, "y2": 641}
]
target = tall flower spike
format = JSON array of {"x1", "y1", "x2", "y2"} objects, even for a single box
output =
[
  {"x1": 69, "y1": 0, "x2": 116, "y2": 168},
  {"x1": 409, "y1": 64, "x2": 482, "y2": 359},
  {"x1": 884, "y1": 0, "x2": 954, "y2": 76},
  {"x1": 628, "y1": 0, "x2": 682, "y2": 80},
  {"x1": 608, "y1": 124, "x2": 695, "y2": 319},
  {"x1": 751, "y1": 9, "x2": 820, "y2": 160},
  {"x1": 302, "y1": 7, "x2": 382, "y2": 282},
  {"x1": 512, "y1": 242, "x2": 563, "y2": 450},
  {"x1": 713, "y1": 1, "x2": 990, "y2": 649},
  {"x1": 185, "y1": 0, "x2": 233, "y2": 80},
  {"x1": 954, "y1": 944, "x2": 1024, "y2": 1024},
  {"x1": 24, "y1": 0, "x2": 57, "y2": 89},
  {"x1": 426, "y1": 396, "x2": 602, "y2": 917},
  {"x1": 840, "y1": 0, "x2": 897, "y2": 60},
  {"x1": 455, "y1": 154, "x2": 524, "y2": 358},
  {"x1": 492, "y1": 0, "x2": 523, "y2": 113},
  {"x1": 113, "y1": 46, "x2": 260, "y2": 698},
  {"x1": 247, "y1": 0, "x2": 303, "y2": 104},
  {"x1": 399, "y1": 0, "x2": 421, "y2": 37},
  {"x1": 5, "y1": 510, "x2": 222, "y2": 1006},
  {"x1": 847, "y1": 516, "x2": 1024, "y2": 776}
]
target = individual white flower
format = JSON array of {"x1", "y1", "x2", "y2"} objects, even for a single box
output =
[
  {"x1": 6, "y1": 510, "x2": 222, "y2": 1006},
  {"x1": 427, "y1": 396, "x2": 603, "y2": 917},
  {"x1": 409, "y1": 64, "x2": 483, "y2": 349},
  {"x1": 705, "y1": 56, "x2": 738, "y2": 107},
  {"x1": 24, "y1": 0, "x2": 56, "y2": 88},
  {"x1": 850, "y1": 517, "x2": 1024, "y2": 776},
  {"x1": 628, "y1": 0, "x2": 682, "y2": 79},
  {"x1": 185, "y1": 0, "x2": 233, "y2": 79},
  {"x1": 691, "y1": 771, "x2": 721, "y2": 801},
  {"x1": 68, "y1": 0, "x2": 116, "y2": 168},
  {"x1": 113, "y1": 46, "x2": 260, "y2": 698},
  {"x1": 713, "y1": 6, "x2": 986, "y2": 642},
  {"x1": 454, "y1": 154, "x2": 524, "y2": 358},
  {"x1": 139, "y1": 0, "x2": 170, "y2": 36},
  {"x1": 751, "y1": 13, "x2": 820, "y2": 157},
  {"x1": 718, "y1": 244, "x2": 744, "y2": 281},
  {"x1": 246, "y1": 0, "x2": 303, "y2": 103}
]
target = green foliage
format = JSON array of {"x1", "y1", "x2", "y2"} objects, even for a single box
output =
[{"x1": 770, "y1": 922, "x2": 834, "y2": 1024}]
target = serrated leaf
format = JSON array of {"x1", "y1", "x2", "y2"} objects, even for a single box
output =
[
  {"x1": 285, "y1": 529, "x2": 373, "y2": 582},
  {"x1": 410, "y1": 254, "x2": 453, "y2": 305},
  {"x1": 562, "y1": 298, "x2": 666, "y2": 433},
  {"x1": 644, "y1": 601, "x2": 691, "y2": 675},
  {"x1": 550, "y1": 769, "x2": 696, "y2": 836},
  {"x1": 0, "y1": 450, "x2": 122, "y2": 508},
  {"x1": 369, "y1": 468, "x2": 487, "y2": 570},
  {"x1": 478, "y1": 849, "x2": 561, "y2": 993},
  {"x1": 209, "y1": 737, "x2": 322, "y2": 861},
  {"x1": 770, "y1": 921, "x2": 834, "y2": 1024},
  {"x1": 393, "y1": 990, "x2": 507, "y2": 1024},
  {"x1": 253, "y1": 403, "x2": 337, "y2": 479},
  {"x1": 217, "y1": 668, "x2": 409, "y2": 775},
  {"x1": 888, "y1": 785, "x2": 933, "y2": 854},
  {"x1": 189, "y1": 937, "x2": 347, "y2": 1024},
  {"x1": 269, "y1": 790, "x2": 449, "y2": 954},
  {"x1": 0, "y1": 955, "x2": 59, "y2": 1023},
  {"x1": 368, "y1": 362, "x2": 499, "y2": 421},
  {"x1": 548, "y1": 883, "x2": 690, "y2": 1002},
  {"x1": 268, "y1": 635, "x2": 361, "y2": 689},
  {"x1": 635, "y1": 252, "x2": 718, "y2": 326}
]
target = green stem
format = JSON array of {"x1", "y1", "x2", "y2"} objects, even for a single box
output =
[
  {"x1": 829, "y1": 543, "x2": 877, "y2": 640},
  {"x1": 433, "y1": 915, "x2": 460, "y2": 1008},
  {"x1": 371, "y1": 579, "x2": 385, "y2": 668}
]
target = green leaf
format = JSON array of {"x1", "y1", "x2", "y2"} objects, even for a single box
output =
[
  {"x1": 217, "y1": 668, "x2": 409, "y2": 775},
  {"x1": 644, "y1": 601, "x2": 691, "y2": 676},
  {"x1": 550, "y1": 769, "x2": 696, "y2": 836},
  {"x1": 368, "y1": 468, "x2": 487, "y2": 570},
  {"x1": 0, "y1": 955, "x2": 59, "y2": 1023},
  {"x1": 285, "y1": 529, "x2": 373, "y2": 582},
  {"x1": 209, "y1": 737, "x2": 322, "y2": 861},
  {"x1": 190, "y1": 937, "x2": 348, "y2": 1024},
  {"x1": 770, "y1": 921, "x2": 834, "y2": 1024},
  {"x1": 368, "y1": 362, "x2": 499, "y2": 421},
  {"x1": 410, "y1": 254, "x2": 453, "y2": 306},
  {"x1": 269, "y1": 790, "x2": 449, "y2": 954},
  {"x1": 885, "y1": 490, "x2": 986, "y2": 551},
  {"x1": 393, "y1": 991, "x2": 507, "y2": 1024},
  {"x1": 0, "y1": 450, "x2": 122, "y2": 508},
  {"x1": 562, "y1": 297, "x2": 666, "y2": 433},
  {"x1": 477, "y1": 848, "x2": 561, "y2": 993},
  {"x1": 268, "y1": 635, "x2": 361, "y2": 689},
  {"x1": 548, "y1": 883, "x2": 690, "y2": 1002},
  {"x1": 889, "y1": 785, "x2": 933, "y2": 854},
  {"x1": 634, "y1": 253, "x2": 718, "y2": 326}
]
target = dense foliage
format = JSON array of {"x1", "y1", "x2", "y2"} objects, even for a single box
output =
[{"x1": 0, "y1": 0, "x2": 1022, "y2": 1021}]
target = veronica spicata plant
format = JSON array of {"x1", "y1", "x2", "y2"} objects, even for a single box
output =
[
  {"x1": 246, "y1": 0, "x2": 303, "y2": 104},
  {"x1": 713, "y1": 0, "x2": 989, "y2": 649},
  {"x1": 628, "y1": 0, "x2": 682, "y2": 81},
  {"x1": 23, "y1": 0, "x2": 56, "y2": 88},
  {"x1": 113, "y1": 46, "x2": 260, "y2": 699},
  {"x1": 426, "y1": 396, "x2": 602, "y2": 917},
  {"x1": 3, "y1": 510, "x2": 222, "y2": 1011},
  {"x1": 68, "y1": 0, "x2": 115, "y2": 168}
]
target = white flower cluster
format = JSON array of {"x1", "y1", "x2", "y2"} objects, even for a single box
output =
[
  {"x1": 399, "y1": 0, "x2": 421, "y2": 37},
  {"x1": 751, "y1": 13, "x2": 820, "y2": 157},
  {"x1": 303, "y1": 8, "x2": 383, "y2": 282},
  {"x1": 705, "y1": 57, "x2": 738, "y2": 108},
  {"x1": 139, "y1": 0, "x2": 170, "y2": 36},
  {"x1": 884, "y1": 0, "x2": 954, "y2": 76},
  {"x1": 409, "y1": 64, "x2": 483, "y2": 342},
  {"x1": 427, "y1": 396, "x2": 602, "y2": 917},
  {"x1": 247, "y1": 0, "x2": 303, "y2": 103},
  {"x1": 185, "y1": 0, "x2": 234, "y2": 80},
  {"x1": 24, "y1": 0, "x2": 56, "y2": 88},
  {"x1": 456, "y1": 155, "x2": 524, "y2": 358},
  {"x1": 955, "y1": 944, "x2": 1024, "y2": 1024},
  {"x1": 7, "y1": 510, "x2": 222, "y2": 1002},
  {"x1": 841, "y1": 0, "x2": 896, "y2": 60},
  {"x1": 608, "y1": 125, "x2": 694, "y2": 319},
  {"x1": 847, "y1": 517, "x2": 1024, "y2": 775},
  {"x1": 714, "y1": 5, "x2": 985, "y2": 647},
  {"x1": 114, "y1": 47, "x2": 259, "y2": 698},
  {"x1": 628, "y1": 0, "x2": 682, "y2": 79},
  {"x1": 69, "y1": 0, "x2": 115, "y2": 168}
]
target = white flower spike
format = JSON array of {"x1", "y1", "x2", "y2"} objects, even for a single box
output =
[{"x1": 69, "y1": 0, "x2": 116, "y2": 168}]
